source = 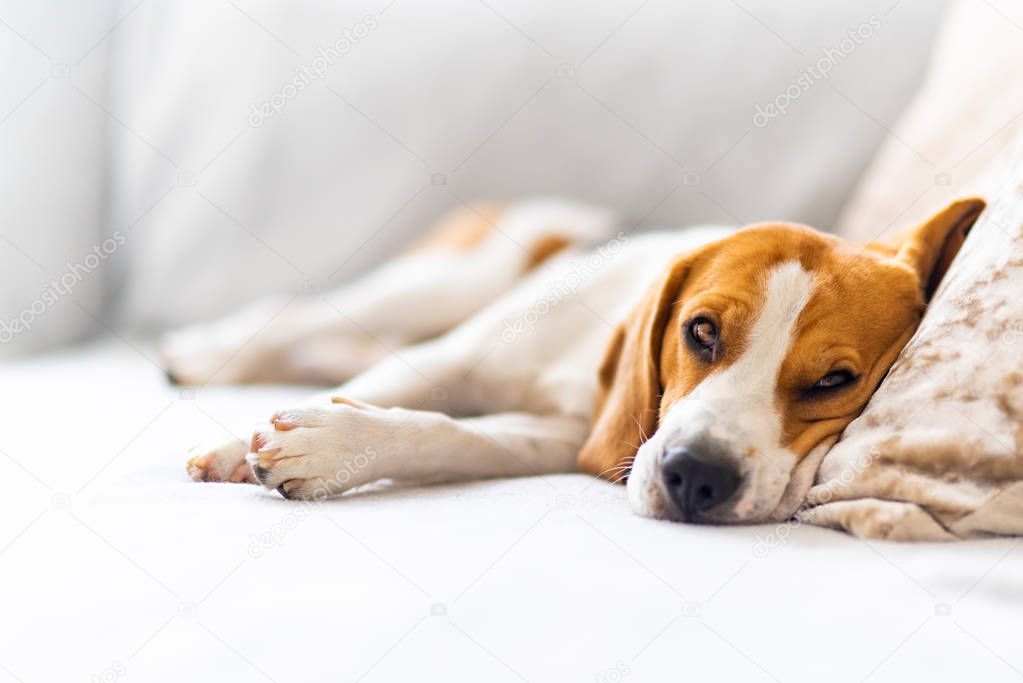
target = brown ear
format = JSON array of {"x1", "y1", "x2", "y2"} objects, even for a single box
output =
[
  {"x1": 893, "y1": 197, "x2": 986, "y2": 301},
  {"x1": 577, "y1": 256, "x2": 691, "y2": 482}
]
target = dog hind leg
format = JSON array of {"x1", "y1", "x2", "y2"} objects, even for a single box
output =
[{"x1": 163, "y1": 199, "x2": 614, "y2": 386}]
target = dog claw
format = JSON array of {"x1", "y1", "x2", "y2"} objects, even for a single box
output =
[{"x1": 272, "y1": 418, "x2": 296, "y2": 431}]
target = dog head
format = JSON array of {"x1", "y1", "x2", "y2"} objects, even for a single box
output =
[{"x1": 578, "y1": 198, "x2": 986, "y2": 524}]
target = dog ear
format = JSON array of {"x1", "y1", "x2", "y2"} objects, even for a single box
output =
[
  {"x1": 577, "y1": 255, "x2": 692, "y2": 482},
  {"x1": 892, "y1": 197, "x2": 986, "y2": 301}
]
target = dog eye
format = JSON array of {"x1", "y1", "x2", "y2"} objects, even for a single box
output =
[
  {"x1": 812, "y1": 370, "x2": 854, "y2": 390},
  {"x1": 689, "y1": 318, "x2": 718, "y2": 349}
]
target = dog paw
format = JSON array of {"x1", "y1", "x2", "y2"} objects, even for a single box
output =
[
  {"x1": 161, "y1": 308, "x2": 272, "y2": 385},
  {"x1": 186, "y1": 439, "x2": 254, "y2": 483},
  {"x1": 246, "y1": 402, "x2": 382, "y2": 499},
  {"x1": 162, "y1": 304, "x2": 392, "y2": 386}
]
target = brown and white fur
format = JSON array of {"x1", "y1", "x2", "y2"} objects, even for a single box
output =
[{"x1": 167, "y1": 197, "x2": 985, "y2": 524}]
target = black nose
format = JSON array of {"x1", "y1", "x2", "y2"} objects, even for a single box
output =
[{"x1": 661, "y1": 446, "x2": 741, "y2": 518}]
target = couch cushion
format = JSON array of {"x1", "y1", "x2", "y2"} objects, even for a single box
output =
[
  {"x1": 2, "y1": 341, "x2": 1022, "y2": 679},
  {"x1": 94, "y1": 0, "x2": 947, "y2": 333},
  {"x1": 0, "y1": 1, "x2": 118, "y2": 358},
  {"x1": 836, "y1": 0, "x2": 1023, "y2": 242}
]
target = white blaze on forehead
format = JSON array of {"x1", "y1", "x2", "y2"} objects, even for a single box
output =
[
  {"x1": 628, "y1": 260, "x2": 816, "y2": 519},
  {"x1": 715, "y1": 260, "x2": 815, "y2": 414}
]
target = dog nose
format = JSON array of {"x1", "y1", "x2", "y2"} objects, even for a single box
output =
[{"x1": 661, "y1": 446, "x2": 740, "y2": 518}]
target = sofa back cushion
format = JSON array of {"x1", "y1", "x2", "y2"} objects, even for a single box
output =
[{"x1": 0, "y1": 0, "x2": 949, "y2": 356}]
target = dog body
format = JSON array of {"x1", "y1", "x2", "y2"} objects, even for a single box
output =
[{"x1": 172, "y1": 197, "x2": 984, "y2": 525}]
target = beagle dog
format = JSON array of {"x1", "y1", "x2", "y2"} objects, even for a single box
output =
[{"x1": 167, "y1": 196, "x2": 985, "y2": 524}]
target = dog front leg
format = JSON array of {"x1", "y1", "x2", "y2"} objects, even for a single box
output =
[
  {"x1": 244, "y1": 402, "x2": 589, "y2": 499},
  {"x1": 185, "y1": 332, "x2": 489, "y2": 483}
]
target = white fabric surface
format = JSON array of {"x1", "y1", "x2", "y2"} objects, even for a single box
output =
[
  {"x1": 0, "y1": 0, "x2": 948, "y2": 357},
  {"x1": 2, "y1": 342, "x2": 1022, "y2": 681}
]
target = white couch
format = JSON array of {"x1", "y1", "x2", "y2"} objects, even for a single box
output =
[{"x1": 6, "y1": 2, "x2": 1022, "y2": 681}]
